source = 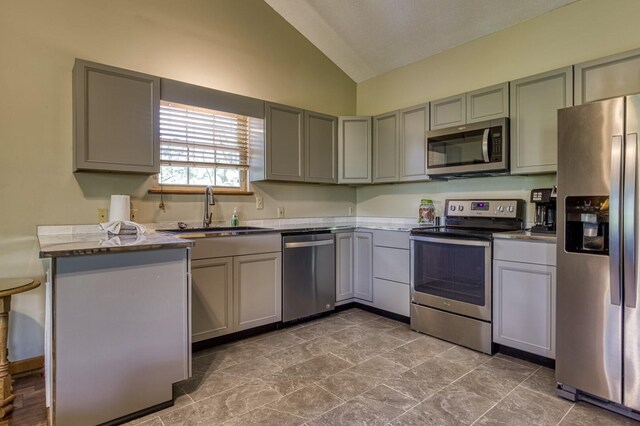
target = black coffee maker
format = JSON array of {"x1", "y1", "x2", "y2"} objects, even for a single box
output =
[{"x1": 530, "y1": 187, "x2": 557, "y2": 234}]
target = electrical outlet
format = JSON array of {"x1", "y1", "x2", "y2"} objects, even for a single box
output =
[
  {"x1": 277, "y1": 207, "x2": 285, "y2": 218},
  {"x1": 256, "y1": 196, "x2": 264, "y2": 210},
  {"x1": 348, "y1": 206, "x2": 354, "y2": 216},
  {"x1": 130, "y1": 209, "x2": 138, "y2": 221},
  {"x1": 98, "y1": 209, "x2": 108, "y2": 223}
]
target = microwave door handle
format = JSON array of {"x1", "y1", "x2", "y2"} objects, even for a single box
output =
[
  {"x1": 482, "y1": 129, "x2": 490, "y2": 163},
  {"x1": 624, "y1": 133, "x2": 638, "y2": 308},
  {"x1": 611, "y1": 135, "x2": 623, "y2": 306}
]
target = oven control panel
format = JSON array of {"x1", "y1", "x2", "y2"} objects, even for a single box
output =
[{"x1": 445, "y1": 199, "x2": 522, "y2": 218}]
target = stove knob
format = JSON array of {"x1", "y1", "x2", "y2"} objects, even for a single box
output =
[
  {"x1": 497, "y1": 206, "x2": 504, "y2": 212},
  {"x1": 507, "y1": 206, "x2": 514, "y2": 213},
  {"x1": 450, "y1": 205, "x2": 456, "y2": 211},
  {"x1": 458, "y1": 205, "x2": 464, "y2": 212}
]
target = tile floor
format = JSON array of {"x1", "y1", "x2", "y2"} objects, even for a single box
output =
[{"x1": 119, "y1": 308, "x2": 635, "y2": 426}]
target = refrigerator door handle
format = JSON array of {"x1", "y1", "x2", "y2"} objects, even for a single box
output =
[
  {"x1": 625, "y1": 133, "x2": 638, "y2": 308},
  {"x1": 611, "y1": 135, "x2": 623, "y2": 306}
]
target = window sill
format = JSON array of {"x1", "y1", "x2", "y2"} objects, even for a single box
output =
[{"x1": 148, "y1": 187, "x2": 254, "y2": 196}]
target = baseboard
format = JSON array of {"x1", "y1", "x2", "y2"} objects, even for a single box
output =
[
  {"x1": 496, "y1": 344, "x2": 555, "y2": 369},
  {"x1": 10, "y1": 355, "x2": 44, "y2": 375},
  {"x1": 353, "y1": 303, "x2": 410, "y2": 324}
]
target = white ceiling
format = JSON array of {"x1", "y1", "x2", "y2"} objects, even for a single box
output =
[{"x1": 265, "y1": 0, "x2": 577, "y2": 82}]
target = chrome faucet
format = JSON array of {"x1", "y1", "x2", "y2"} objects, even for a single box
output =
[{"x1": 203, "y1": 186, "x2": 215, "y2": 228}]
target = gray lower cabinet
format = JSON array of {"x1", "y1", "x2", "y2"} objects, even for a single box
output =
[
  {"x1": 373, "y1": 111, "x2": 400, "y2": 183},
  {"x1": 493, "y1": 239, "x2": 556, "y2": 359},
  {"x1": 430, "y1": 83, "x2": 508, "y2": 130},
  {"x1": 305, "y1": 111, "x2": 338, "y2": 183},
  {"x1": 265, "y1": 102, "x2": 305, "y2": 181},
  {"x1": 73, "y1": 59, "x2": 160, "y2": 173},
  {"x1": 338, "y1": 116, "x2": 372, "y2": 183},
  {"x1": 335, "y1": 232, "x2": 354, "y2": 301},
  {"x1": 190, "y1": 234, "x2": 282, "y2": 340},
  {"x1": 353, "y1": 232, "x2": 373, "y2": 301},
  {"x1": 371, "y1": 230, "x2": 410, "y2": 316},
  {"x1": 510, "y1": 66, "x2": 573, "y2": 175},
  {"x1": 399, "y1": 103, "x2": 430, "y2": 181},
  {"x1": 575, "y1": 48, "x2": 640, "y2": 105},
  {"x1": 191, "y1": 257, "x2": 233, "y2": 342}
]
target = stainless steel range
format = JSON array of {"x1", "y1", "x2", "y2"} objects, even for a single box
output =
[{"x1": 409, "y1": 199, "x2": 525, "y2": 354}]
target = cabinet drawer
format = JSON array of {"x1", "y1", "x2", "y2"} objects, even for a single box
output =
[
  {"x1": 373, "y1": 278, "x2": 409, "y2": 317},
  {"x1": 373, "y1": 246, "x2": 409, "y2": 283},
  {"x1": 192, "y1": 234, "x2": 281, "y2": 260},
  {"x1": 493, "y1": 239, "x2": 556, "y2": 266},
  {"x1": 372, "y1": 230, "x2": 410, "y2": 249}
]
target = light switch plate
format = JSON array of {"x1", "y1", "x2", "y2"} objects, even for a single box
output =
[{"x1": 256, "y1": 197, "x2": 264, "y2": 210}]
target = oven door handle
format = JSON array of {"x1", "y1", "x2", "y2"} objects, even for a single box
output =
[
  {"x1": 410, "y1": 236, "x2": 490, "y2": 247},
  {"x1": 482, "y1": 128, "x2": 490, "y2": 163}
]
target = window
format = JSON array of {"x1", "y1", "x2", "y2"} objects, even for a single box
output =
[{"x1": 158, "y1": 100, "x2": 262, "y2": 192}]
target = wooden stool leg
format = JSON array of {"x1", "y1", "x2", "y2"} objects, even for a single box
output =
[{"x1": 0, "y1": 296, "x2": 14, "y2": 423}]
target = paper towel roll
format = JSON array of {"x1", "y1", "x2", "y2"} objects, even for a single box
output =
[{"x1": 109, "y1": 195, "x2": 131, "y2": 222}]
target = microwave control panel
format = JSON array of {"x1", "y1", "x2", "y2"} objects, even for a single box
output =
[
  {"x1": 446, "y1": 199, "x2": 522, "y2": 218},
  {"x1": 491, "y1": 128, "x2": 502, "y2": 161}
]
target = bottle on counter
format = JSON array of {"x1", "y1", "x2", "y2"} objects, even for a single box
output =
[
  {"x1": 418, "y1": 199, "x2": 435, "y2": 225},
  {"x1": 231, "y1": 207, "x2": 239, "y2": 227}
]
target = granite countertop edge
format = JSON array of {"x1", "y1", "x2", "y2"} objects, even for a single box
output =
[{"x1": 493, "y1": 230, "x2": 557, "y2": 243}]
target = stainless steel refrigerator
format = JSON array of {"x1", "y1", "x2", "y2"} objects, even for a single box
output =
[{"x1": 557, "y1": 94, "x2": 640, "y2": 419}]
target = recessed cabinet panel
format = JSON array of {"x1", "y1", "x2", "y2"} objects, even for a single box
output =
[
  {"x1": 353, "y1": 232, "x2": 373, "y2": 301},
  {"x1": 510, "y1": 67, "x2": 573, "y2": 175},
  {"x1": 265, "y1": 103, "x2": 304, "y2": 181},
  {"x1": 575, "y1": 48, "x2": 640, "y2": 105},
  {"x1": 430, "y1": 94, "x2": 465, "y2": 130},
  {"x1": 335, "y1": 232, "x2": 354, "y2": 301},
  {"x1": 467, "y1": 82, "x2": 509, "y2": 123},
  {"x1": 338, "y1": 116, "x2": 372, "y2": 183},
  {"x1": 305, "y1": 111, "x2": 338, "y2": 183},
  {"x1": 73, "y1": 59, "x2": 160, "y2": 173},
  {"x1": 191, "y1": 257, "x2": 233, "y2": 342},
  {"x1": 399, "y1": 104, "x2": 429, "y2": 181},
  {"x1": 234, "y1": 252, "x2": 282, "y2": 331},
  {"x1": 373, "y1": 112, "x2": 400, "y2": 182}
]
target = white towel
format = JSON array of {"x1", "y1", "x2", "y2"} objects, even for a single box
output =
[
  {"x1": 99, "y1": 234, "x2": 147, "y2": 247},
  {"x1": 99, "y1": 220, "x2": 146, "y2": 235}
]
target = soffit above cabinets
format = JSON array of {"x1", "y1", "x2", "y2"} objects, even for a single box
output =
[{"x1": 264, "y1": 0, "x2": 577, "y2": 83}]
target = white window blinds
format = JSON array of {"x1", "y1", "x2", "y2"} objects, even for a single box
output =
[{"x1": 159, "y1": 101, "x2": 249, "y2": 169}]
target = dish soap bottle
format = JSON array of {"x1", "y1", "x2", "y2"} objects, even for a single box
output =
[{"x1": 231, "y1": 207, "x2": 239, "y2": 227}]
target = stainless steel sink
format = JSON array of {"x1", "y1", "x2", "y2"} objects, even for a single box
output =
[{"x1": 158, "y1": 226, "x2": 271, "y2": 234}]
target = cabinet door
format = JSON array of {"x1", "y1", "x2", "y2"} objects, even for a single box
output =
[
  {"x1": 575, "y1": 48, "x2": 640, "y2": 105},
  {"x1": 338, "y1": 116, "x2": 372, "y2": 183},
  {"x1": 372, "y1": 111, "x2": 400, "y2": 183},
  {"x1": 493, "y1": 259, "x2": 556, "y2": 359},
  {"x1": 399, "y1": 104, "x2": 429, "y2": 182},
  {"x1": 430, "y1": 94, "x2": 465, "y2": 130},
  {"x1": 265, "y1": 102, "x2": 304, "y2": 181},
  {"x1": 510, "y1": 67, "x2": 573, "y2": 175},
  {"x1": 335, "y1": 232, "x2": 354, "y2": 301},
  {"x1": 353, "y1": 232, "x2": 373, "y2": 301},
  {"x1": 305, "y1": 111, "x2": 338, "y2": 183},
  {"x1": 73, "y1": 59, "x2": 160, "y2": 173},
  {"x1": 467, "y1": 82, "x2": 509, "y2": 123},
  {"x1": 191, "y1": 257, "x2": 234, "y2": 342},
  {"x1": 234, "y1": 252, "x2": 282, "y2": 331}
]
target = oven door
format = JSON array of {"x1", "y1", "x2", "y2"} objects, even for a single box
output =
[{"x1": 410, "y1": 235, "x2": 491, "y2": 321}]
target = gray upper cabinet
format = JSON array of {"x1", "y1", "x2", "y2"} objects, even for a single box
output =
[
  {"x1": 338, "y1": 116, "x2": 372, "y2": 184},
  {"x1": 305, "y1": 111, "x2": 337, "y2": 183},
  {"x1": 510, "y1": 66, "x2": 573, "y2": 175},
  {"x1": 372, "y1": 111, "x2": 400, "y2": 183},
  {"x1": 399, "y1": 103, "x2": 430, "y2": 181},
  {"x1": 467, "y1": 82, "x2": 509, "y2": 123},
  {"x1": 430, "y1": 93, "x2": 465, "y2": 130},
  {"x1": 73, "y1": 59, "x2": 160, "y2": 173},
  {"x1": 575, "y1": 48, "x2": 640, "y2": 105},
  {"x1": 265, "y1": 102, "x2": 305, "y2": 181},
  {"x1": 430, "y1": 83, "x2": 509, "y2": 130}
]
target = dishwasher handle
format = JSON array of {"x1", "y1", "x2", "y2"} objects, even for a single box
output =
[{"x1": 284, "y1": 240, "x2": 334, "y2": 249}]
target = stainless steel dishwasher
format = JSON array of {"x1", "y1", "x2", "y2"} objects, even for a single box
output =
[{"x1": 282, "y1": 232, "x2": 335, "y2": 322}]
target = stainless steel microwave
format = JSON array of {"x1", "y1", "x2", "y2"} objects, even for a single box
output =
[{"x1": 426, "y1": 118, "x2": 509, "y2": 177}]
